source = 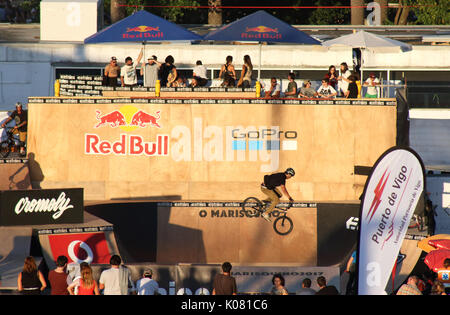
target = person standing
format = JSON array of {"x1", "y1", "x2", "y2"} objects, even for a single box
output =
[
  {"x1": 363, "y1": 72, "x2": 380, "y2": 98},
  {"x1": 212, "y1": 262, "x2": 237, "y2": 295},
  {"x1": 120, "y1": 49, "x2": 143, "y2": 87},
  {"x1": 397, "y1": 276, "x2": 423, "y2": 295},
  {"x1": 99, "y1": 255, "x2": 135, "y2": 295},
  {"x1": 48, "y1": 255, "x2": 72, "y2": 295},
  {"x1": 140, "y1": 55, "x2": 161, "y2": 88},
  {"x1": 315, "y1": 276, "x2": 339, "y2": 295},
  {"x1": 17, "y1": 256, "x2": 46, "y2": 295},
  {"x1": 68, "y1": 264, "x2": 99, "y2": 295},
  {"x1": 136, "y1": 269, "x2": 159, "y2": 295},
  {"x1": 295, "y1": 278, "x2": 316, "y2": 295},
  {"x1": 325, "y1": 65, "x2": 338, "y2": 90},
  {"x1": 1, "y1": 102, "x2": 27, "y2": 156},
  {"x1": 270, "y1": 274, "x2": 288, "y2": 295},
  {"x1": 104, "y1": 56, "x2": 120, "y2": 87},
  {"x1": 338, "y1": 62, "x2": 352, "y2": 97},
  {"x1": 345, "y1": 250, "x2": 357, "y2": 295}
]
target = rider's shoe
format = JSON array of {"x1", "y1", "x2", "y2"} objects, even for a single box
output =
[{"x1": 262, "y1": 212, "x2": 271, "y2": 222}]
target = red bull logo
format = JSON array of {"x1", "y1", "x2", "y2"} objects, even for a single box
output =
[
  {"x1": 245, "y1": 26, "x2": 278, "y2": 33},
  {"x1": 86, "y1": 106, "x2": 168, "y2": 157},
  {"x1": 241, "y1": 25, "x2": 282, "y2": 40},
  {"x1": 123, "y1": 25, "x2": 163, "y2": 39}
]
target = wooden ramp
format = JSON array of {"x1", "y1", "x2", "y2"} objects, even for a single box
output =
[{"x1": 0, "y1": 161, "x2": 31, "y2": 190}]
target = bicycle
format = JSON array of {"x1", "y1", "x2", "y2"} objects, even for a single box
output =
[
  {"x1": 0, "y1": 128, "x2": 18, "y2": 158},
  {"x1": 242, "y1": 196, "x2": 294, "y2": 235}
]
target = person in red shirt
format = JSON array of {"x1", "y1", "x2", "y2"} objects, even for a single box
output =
[{"x1": 48, "y1": 255, "x2": 72, "y2": 295}]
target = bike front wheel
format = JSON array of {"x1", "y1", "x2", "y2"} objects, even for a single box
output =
[
  {"x1": 242, "y1": 197, "x2": 263, "y2": 217},
  {"x1": 0, "y1": 140, "x2": 11, "y2": 158},
  {"x1": 273, "y1": 215, "x2": 293, "y2": 235}
]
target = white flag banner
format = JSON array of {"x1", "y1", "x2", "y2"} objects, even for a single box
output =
[{"x1": 358, "y1": 147, "x2": 425, "y2": 295}]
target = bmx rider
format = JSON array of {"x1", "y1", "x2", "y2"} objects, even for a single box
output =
[{"x1": 260, "y1": 168, "x2": 295, "y2": 222}]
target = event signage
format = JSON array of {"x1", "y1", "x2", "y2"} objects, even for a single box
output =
[
  {"x1": 0, "y1": 188, "x2": 83, "y2": 226},
  {"x1": 357, "y1": 147, "x2": 425, "y2": 295}
]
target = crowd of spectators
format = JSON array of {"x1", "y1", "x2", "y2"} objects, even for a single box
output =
[
  {"x1": 10, "y1": 255, "x2": 450, "y2": 295},
  {"x1": 103, "y1": 53, "x2": 381, "y2": 99},
  {"x1": 0, "y1": 0, "x2": 38, "y2": 23}
]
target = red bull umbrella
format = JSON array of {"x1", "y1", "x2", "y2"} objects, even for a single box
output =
[
  {"x1": 203, "y1": 10, "x2": 320, "y2": 79},
  {"x1": 84, "y1": 10, "x2": 202, "y2": 44}
]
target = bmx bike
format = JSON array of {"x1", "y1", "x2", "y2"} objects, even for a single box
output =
[
  {"x1": 242, "y1": 196, "x2": 294, "y2": 236},
  {"x1": 0, "y1": 128, "x2": 19, "y2": 158}
]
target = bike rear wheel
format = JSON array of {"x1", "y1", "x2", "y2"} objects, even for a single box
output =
[
  {"x1": 242, "y1": 197, "x2": 263, "y2": 217},
  {"x1": 0, "y1": 140, "x2": 11, "y2": 158},
  {"x1": 273, "y1": 215, "x2": 293, "y2": 235}
]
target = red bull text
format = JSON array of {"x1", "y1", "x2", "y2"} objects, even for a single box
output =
[
  {"x1": 123, "y1": 25, "x2": 163, "y2": 39},
  {"x1": 241, "y1": 25, "x2": 282, "y2": 40}
]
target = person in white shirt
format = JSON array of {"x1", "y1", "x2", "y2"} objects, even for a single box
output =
[
  {"x1": 363, "y1": 72, "x2": 380, "y2": 98},
  {"x1": 317, "y1": 78, "x2": 337, "y2": 98},
  {"x1": 99, "y1": 255, "x2": 135, "y2": 295},
  {"x1": 120, "y1": 49, "x2": 143, "y2": 87},
  {"x1": 136, "y1": 269, "x2": 159, "y2": 295},
  {"x1": 338, "y1": 62, "x2": 352, "y2": 96},
  {"x1": 264, "y1": 77, "x2": 281, "y2": 99},
  {"x1": 191, "y1": 60, "x2": 208, "y2": 87}
]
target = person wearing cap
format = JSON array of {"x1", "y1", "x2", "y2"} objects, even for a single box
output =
[
  {"x1": 104, "y1": 57, "x2": 121, "y2": 87},
  {"x1": 260, "y1": 168, "x2": 295, "y2": 222},
  {"x1": 136, "y1": 268, "x2": 159, "y2": 295},
  {"x1": 363, "y1": 73, "x2": 380, "y2": 98},
  {"x1": 299, "y1": 80, "x2": 317, "y2": 98},
  {"x1": 140, "y1": 55, "x2": 161, "y2": 88},
  {"x1": 1, "y1": 102, "x2": 27, "y2": 156}
]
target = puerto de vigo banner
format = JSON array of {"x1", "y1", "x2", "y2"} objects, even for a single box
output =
[{"x1": 357, "y1": 146, "x2": 425, "y2": 295}]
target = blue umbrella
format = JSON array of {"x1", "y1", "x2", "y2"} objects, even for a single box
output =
[
  {"x1": 204, "y1": 10, "x2": 320, "y2": 80},
  {"x1": 84, "y1": 10, "x2": 202, "y2": 43}
]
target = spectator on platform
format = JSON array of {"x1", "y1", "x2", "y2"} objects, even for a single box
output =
[
  {"x1": 17, "y1": 256, "x2": 46, "y2": 295},
  {"x1": 270, "y1": 274, "x2": 288, "y2": 295},
  {"x1": 295, "y1": 278, "x2": 316, "y2": 295},
  {"x1": 345, "y1": 74, "x2": 359, "y2": 98},
  {"x1": 284, "y1": 72, "x2": 298, "y2": 98},
  {"x1": 99, "y1": 255, "x2": 135, "y2": 295},
  {"x1": 212, "y1": 262, "x2": 237, "y2": 295},
  {"x1": 317, "y1": 78, "x2": 337, "y2": 99},
  {"x1": 338, "y1": 62, "x2": 352, "y2": 97},
  {"x1": 325, "y1": 65, "x2": 338, "y2": 90},
  {"x1": 219, "y1": 56, "x2": 236, "y2": 87},
  {"x1": 298, "y1": 80, "x2": 317, "y2": 98},
  {"x1": 1, "y1": 102, "x2": 27, "y2": 156},
  {"x1": 397, "y1": 276, "x2": 423, "y2": 295},
  {"x1": 68, "y1": 264, "x2": 99, "y2": 295},
  {"x1": 315, "y1": 276, "x2": 339, "y2": 295},
  {"x1": 264, "y1": 77, "x2": 281, "y2": 99},
  {"x1": 172, "y1": 76, "x2": 187, "y2": 88},
  {"x1": 140, "y1": 55, "x2": 161, "y2": 88},
  {"x1": 191, "y1": 60, "x2": 208, "y2": 87},
  {"x1": 120, "y1": 49, "x2": 143, "y2": 87},
  {"x1": 104, "y1": 56, "x2": 120, "y2": 87},
  {"x1": 136, "y1": 269, "x2": 159, "y2": 295},
  {"x1": 363, "y1": 72, "x2": 380, "y2": 98},
  {"x1": 160, "y1": 55, "x2": 177, "y2": 88},
  {"x1": 48, "y1": 255, "x2": 72, "y2": 295},
  {"x1": 237, "y1": 55, "x2": 253, "y2": 88}
]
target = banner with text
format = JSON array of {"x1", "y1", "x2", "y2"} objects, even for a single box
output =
[{"x1": 358, "y1": 147, "x2": 425, "y2": 295}]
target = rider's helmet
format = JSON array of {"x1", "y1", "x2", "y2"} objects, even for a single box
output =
[
  {"x1": 285, "y1": 168, "x2": 295, "y2": 177},
  {"x1": 15, "y1": 102, "x2": 22, "y2": 108}
]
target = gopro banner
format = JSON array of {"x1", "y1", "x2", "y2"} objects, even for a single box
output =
[{"x1": 358, "y1": 147, "x2": 425, "y2": 295}]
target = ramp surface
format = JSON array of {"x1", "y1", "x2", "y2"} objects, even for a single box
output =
[{"x1": 0, "y1": 162, "x2": 31, "y2": 190}]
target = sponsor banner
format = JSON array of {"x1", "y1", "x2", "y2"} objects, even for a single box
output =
[
  {"x1": 28, "y1": 97, "x2": 396, "y2": 106},
  {"x1": 0, "y1": 188, "x2": 83, "y2": 226},
  {"x1": 358, "y1": 147, "x2": 425, "y2": 295},
  {"x1": 231, "y1": 266, "x2": 340, "y2": 294},
  {"x1": 47, "y1": 232, "x2": 112, "y2": 264}
]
